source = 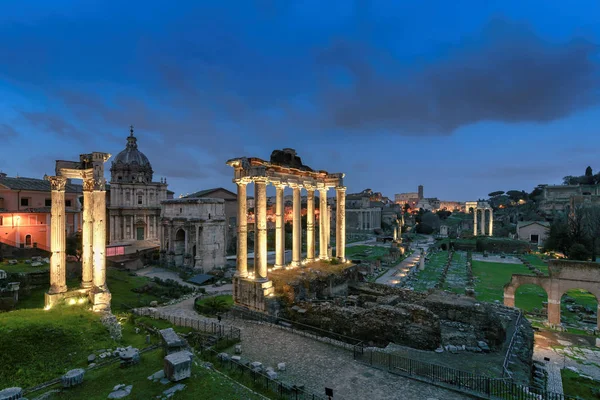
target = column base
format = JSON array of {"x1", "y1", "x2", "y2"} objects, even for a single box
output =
[
  {"x1": 233, "y1": 277, "x2": 274, "y2": 312},
  {"x1": 90, "y1": 288, "x2": 112, "y2": 312},
  {"x1": 273, "y1": 264, "x2": 285, "y2": 270},
  {"x1": 81, "y1": 281, "x2": 93, "y2": 289},
  {"x1": 45, "y1": 288, "x2": 91, "y2": 309},
  {"x1": 290, "y1": 261, "x2": 301, "y2": 268},
  {"x1": 48, "y1": 285, "x2": 68, "y2": 295}
]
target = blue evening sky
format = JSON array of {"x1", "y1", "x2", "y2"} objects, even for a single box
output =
[{"x1": 1, "y1": 1, "x2": 599, "y2": 200}]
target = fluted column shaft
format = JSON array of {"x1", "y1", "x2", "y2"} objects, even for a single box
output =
[
  {"x1": 236, "y1": 181, "x2": 248, "y2": 277},
  {"x1": 275, "y1": 185, "x2": 285, "y2": 268},
  {"x1": 255, "y1": 179, "x2": 268, "y2": 280},
  {"x1": 319, "y1": 188, "x2": 328, "y2": 259},
  {"x1": 306, "y1": 188, "x2": 315, "y2": 262},
  {"x1": 92, "y1": 188, "x2": 107, "y2": 289},
  {"x1": 326, "y1": 205, "x2": 332, "y2": 256},
  {"x1": 81, "y1": 182, "x2": 94, "y2": 288},
  {"x1": 335, "y1": 186, "x2": 346, "y2": 261},
  {"x1": 480, "y1": 208, "x2": 485, "y2": 235},
  {"x1": 292, "y1": 185, "x2": 302, "y2": 266},
  {"x1": 49, "y1": 177, "x2": 67, "y2": 294},
  {"x1": 488, "y1": 209, "x2": 493, "y2": 236},
  {"x1": 473, "y1": 209, "x2": 478, "y2": 236}
]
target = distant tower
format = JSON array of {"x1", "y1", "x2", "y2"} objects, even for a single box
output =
[{"x1": 418, "y1": 185, "x2": 424, "y2": 200}]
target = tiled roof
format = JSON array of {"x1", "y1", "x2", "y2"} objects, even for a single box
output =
[
  {"x1": 517, "y1": 221, "x2": 550, "y2": 229},
  {"x1": 0, "y1": 176, "x2": 82, "y2": 193}
]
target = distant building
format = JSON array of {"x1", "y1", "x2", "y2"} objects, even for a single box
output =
[
  {"x1": 395, "y1": 192, "x2": 419, "y2": 209},
  {"x1": 160, "y1": 198, "x2": 226, "y2": 271},
  {"x1": 108, "y1": 128, "x2": 171, "y2": 245},
  {"x1": 540, "y1": 184, "x2": 600, "y2": 215},
  {"x1": 517, "y1": 221, "x2": 550, "y2": 246},
  {"x1": 0, "y1": 173, "x2": 82, "y2": 250},
  {"x1": 183, "y1": 187, "x2": 237, "y2": 253},
  {"x1": 345, "y1": 189, "x2": 382, "y2": 232},
  {"x1": 418, "y1": 185, "x2": 424, "y2": 200}
]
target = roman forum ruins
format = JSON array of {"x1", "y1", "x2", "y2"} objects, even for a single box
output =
[
  {"x1": 466, "y1": 201, "x2": 493, "y2": 236},
  {"x1": 227, "y1": 149, "x2": 346, "y2": 311},
  {"x1": 45, "y1": 152, "x2": 112, "y2": 312}
]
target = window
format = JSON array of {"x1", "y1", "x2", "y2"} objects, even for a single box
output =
[
  {"x1": 45, "y1": 198, "x2": 51, "y2": 207},
  {"x1": 0, "y1": 216, "x2": 3, "y2": 226},
  {"x1": 125, "y1": 192, "x2": 131, "y2": 202},
  {"x1": 20, "y1": 198, "x2": 29, "y2": 207},
  {"x1": 65, "y1": 200, "x2": 72, "y2": 207},
  {"x1": 531, "y1": 234, "x2": 539, "y2": 244},
  {"x1": 137, "y1": 195, "x2": 143, "y2": 205}
]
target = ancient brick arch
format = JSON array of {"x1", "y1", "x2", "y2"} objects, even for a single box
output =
[{"x1": 504, "y1": 260, "x2": 600, "y2": 330}]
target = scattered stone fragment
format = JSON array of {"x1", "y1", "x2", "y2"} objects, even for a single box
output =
[
  {"x1": 266, "y1": 370, "x2": 278, "y2": 379},
  {"x1": 234, "y1": 344, "x2": 242, "y2": 354},
  {"x1": 231, "y1": 356, "x2": 241, "y2": 362},
  {"x1": 61, "y1": 368, "x2": 85, "y2": 388},
  {"x1": 162, "y1": 384, "x2": 186, "y2": 397},
  {"x1": 164, "y1": 351, "x2": 192, "y2": 382},
  {"x1": 0, "y1": 387, "x2": 22, "y2": 400},
  {"x1": 250, "y1": 361, "x2": 263, "y2": 372},
  {"x1": 148, "y1": 370, "x2": 165, "y2": 381},
  {"x1": 107, "y1": 384, "x2": 132, "y2": 399},
  {"x1": 277, "y1": 362, "x2": 286, "y2": 371},
  {"x1": 217, "y1": 353, "x2": 230, "y2": 361},
  {"x1": 88, "y1": 354, "x2": 96, "y2": 363}
]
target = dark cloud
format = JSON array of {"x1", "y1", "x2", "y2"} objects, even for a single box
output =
[
  {"x1": 0, "y1": 124, "x2": 18, "y2": 141},
  {"x1": 20, "y1": 111, "x2": 81, "y2": 139},
  {"x1": 316, "y1": 19, "x2": 600, "y2": 134}
]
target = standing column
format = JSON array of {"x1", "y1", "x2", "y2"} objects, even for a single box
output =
[
  {"x1": 274, "y1": 184, "x2": 285, "y2": 268},
  {"x1": 336, "y1": 186, "x2": 346, "y2": 261},
  {"x1": 473, "y1": 209, "x2": 478, "y2": 236},
  {"x1": 306, "y1": 187, "x2": 315, "y2": 262},
  {"x1": 47, "y1": 176, "x2": 67, "y2": 294},
  {"x1": 480, "y1": 208, "x2": 485, "y2": 235},
  {"x1": 255, "y1": 179, "x2": 268, "y2": 280},
  {"x1": 92, "y1": 179, "x2": 108, "y2": 291},
  {"x1": 292, "y1": 184, "x2": 302, "y2": 267},
  {"x1": 488, "y1": 209, "x2": 493, "y2": 236},
  {"x1": 81, "y1": 179, "x2": 94, "y2": 288},
  {"x1": 327, "y1": 204, "x2": 332, "y2": 257},
  {"x1": 319, "y1": 188, "x2": 328, "y2": 259},
  {"x1": 235, "y1": 180, "x2": 248, "y2": 277}
]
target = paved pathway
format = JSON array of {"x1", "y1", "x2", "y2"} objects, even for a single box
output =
[{"x1": 375, "y1": 237, "x2": 434, "y2": 286}]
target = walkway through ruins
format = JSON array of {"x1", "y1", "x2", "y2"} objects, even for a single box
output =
[{"x1": 153, "y1": 297, "x2": 469, "y2": 400}]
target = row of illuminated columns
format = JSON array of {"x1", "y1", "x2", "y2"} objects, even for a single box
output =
[
  {"x1": 473, "y1": 208, "x2": 493, "y2": 236},
  {"x1": 48, "y1": 177, "x2": 108, "y2": 294},
  {"x1": 235, "y1": 179, "x2": 346, "y2": 281}
]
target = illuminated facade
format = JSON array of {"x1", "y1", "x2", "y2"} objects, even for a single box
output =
[{"x1": 0, "y1": 173, "x2": 82, "y2": 250}]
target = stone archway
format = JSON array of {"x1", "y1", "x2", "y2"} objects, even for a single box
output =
[
  {"x1": 174, "y1": 228, "x2": 186, "y2": 266},
  {"x1": 504, "y1": 260, "x2": 600, "y2": 331}
]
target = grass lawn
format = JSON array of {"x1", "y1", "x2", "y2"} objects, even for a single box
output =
[
  {"x1": 196, "y1": 295, "x2": 234, "y2": 307},
  {"x1": 0, "y1": 261, "x2": 49, "y2": 274},
  {"x1": 472, "y1": 261, "x2": 534, "y2": 303},
  {"x1": 514, "y1": 284, "x2": 547, "y2": 312},
  {"x1": 345, "y1": 245, "x2": 390, "y2": 261},
  {"x1": 561, "y1": 368, "x2": 600, "y2": 400},
  {"x1": 561, "y1": 289, "x2": 598, "y2": 325},
  {"x1": 14, "y1": 269, "x2": 165, "y2": 312},
  {"x1": 521, "y1": 254, "x2": 549, "y2": 275},
  {"x1": 443, "y1": 251, "x2": 468, "y2": 294},
  {"x1": 0, "y1": 305, "x2": 155, "y2": 388},
  {"x1": 27, "y1": 348, "x2": 266, "y2": 400}
]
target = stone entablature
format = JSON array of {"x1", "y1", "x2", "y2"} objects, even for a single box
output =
[
  {"x1": 160, "y1": 198, "x2": 226, "y2": 271},
  {"x1": 227, "y1": 149, "x2": 347, "y2": 312}
]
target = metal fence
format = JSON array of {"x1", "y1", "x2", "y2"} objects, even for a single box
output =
[
  {"x1": 354, "y1": 346, "x2": 574, "y2": 400},
  {"x1": 503, "y1": 310, "x2": 523, "y2": 378},
  {"x1": 201, "y1": 347, "x2": 327, "y2": 400},
  {"x1": 133, "y1": 308, "x2": 241, "y2": 342}
]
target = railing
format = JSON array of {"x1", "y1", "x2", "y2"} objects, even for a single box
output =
[
  {"x1": 503, "y1": 310, "x2": 523, "y2": 378},
  {"x1": 355, "y1": 347, "x2": 574, "y2": 400},
  {"x1": 133, "y1": 308, "x2": 241, "y2": 342},
  {"x1": 201, "y1": 346, "x2": 327, "y2": 400},
  {"x1": 227, "y1": 307, "x2": 363, "y2": 351}
]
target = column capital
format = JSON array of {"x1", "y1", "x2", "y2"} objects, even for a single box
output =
[
  {"x1": 46, "y1": 175, "x2": 67, "y2": 191},
  {"x1": 92, "y1": 177, "x2": 107, "y2": 191},
  {"x1": 253, "y1": 176, "x2": 269, "y2": 184},
  {"x1": 335, "y1": 186, "x2": 347, "y2": 192},
  {"x1": 234, "y1": 178, "x2": 252, "y2": 186},
  {"x1": 304, "y1": 185, "x2": 315, "y2": 192},
  {"x1": 318, "y1": 187, "x2": 328, "y2": 195},
  {"x1": 83, "y1": 178, "x2": 95, "y2": 192}
]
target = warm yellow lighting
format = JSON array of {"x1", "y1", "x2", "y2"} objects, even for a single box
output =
[
  {"x1": 68, "y1": 298, "x2": 76, "y2": 305},
  {"x1": 78, "y1": 298, "x2": 86, "y2": 304},
  {"x1": 44, "y1": 305, "x2": 51, "y2": 311}
]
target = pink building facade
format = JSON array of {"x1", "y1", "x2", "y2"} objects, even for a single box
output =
[{"x1": 0, "y1": 174, "x2": 82, "y2": 250}]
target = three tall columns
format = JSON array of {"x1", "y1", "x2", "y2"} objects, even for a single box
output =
[{"x1": 472, "y1": 208, "x2": 493, "y2": 236}]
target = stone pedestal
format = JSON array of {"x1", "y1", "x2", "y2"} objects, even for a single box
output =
[
  {"x1": 90, "y1": 289, "x2": 112, "y2": 312},
  {"x1": 164, "y1": 351, "x2": 192, "y2": 382},
  {"x1": 233, "y1": 277, "x2": 274, "y2": 312}
]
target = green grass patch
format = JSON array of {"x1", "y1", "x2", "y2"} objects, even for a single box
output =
[
  {"x1": 561, "y1": 368, "x2": 600, "y2": 399},
  {"x1": 472, "y1": 261, "x2": 532, "y2": 303},
  {"x1": 345, "y1": 245, "x2": 390, "y2": 261},
  {"x1": 28, "y1": 348, "x2": 265, "y2": 400},
  {"x1": 0, "y1": 261, "x2": 49, "y2": 274},
  {"x1": 106, "y1": 268, "x2": 166, "y2": 312},
  {"x1": 521, "y1": 254, "x2": 549, "y2": 275},
  {"x1": 134, "y1": 315, "x2": 195, "y2": 335},
  {"x1": 514, "y1": 284, "x2": 547, "y2": 312},
  {"x1": 413, "y1": 252, "x2": 448, "y2": 291},
  {"x1": 561, "y1": 289, "x2": 598, "y2": 326},
  {"x1": 442, "y1": 251, "x2": 468, "y2": 294}
]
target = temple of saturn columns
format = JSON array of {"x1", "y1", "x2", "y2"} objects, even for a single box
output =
[
  {"x1": 227, "y1": 149, "x2": 346, "y2": 312},
  {"x1": 45, "y1": 152, "x2": 112, "y2": 312},
  {"x1": 466, "y1": 201, "x2": 493, "y2": 236}
]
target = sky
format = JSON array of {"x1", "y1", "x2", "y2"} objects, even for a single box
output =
[{"x1": 1, "y1": 1, "x2": 599, "y2": 201}]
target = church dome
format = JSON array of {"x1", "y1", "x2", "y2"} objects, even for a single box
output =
[{"x1": 110, "y1": 126, "x2": 154, "y2": 183}]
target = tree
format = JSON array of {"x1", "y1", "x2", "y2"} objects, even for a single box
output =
[
  {"x1": 584, "y1": 166, "x2": 595, "y2": 185},
  {"x1": 543, "y1": 213, "x2": 570, "y2": 254},
  {"x1": 66, "y1": 232, "x2": 82, "y2": 262},
  {"x1": 585, "y1": 166, "x2": 593, "y2": 177},
  {"x1": 403, "y1": 203, "x2": 411, "y2": 213},
  {"x1": 583, "y1": 206, "x2": 600, "y2": 261},
  {"x1": 488, "y1": 191, "x2": 505, "y2": 198},
  {"x1": 506, "y1": 190, "x2": 525, "y2": 202},
  {"x1": 568, "y1": 243, "x2": 590, "y2": 261},
  {"x1": 562, "y1": 175, "x2": 581, "y2": 185}
]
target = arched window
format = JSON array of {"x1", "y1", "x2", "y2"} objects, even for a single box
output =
[{"x1": 25, "y1": 234, "x2": 32, "y2": 246}]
